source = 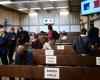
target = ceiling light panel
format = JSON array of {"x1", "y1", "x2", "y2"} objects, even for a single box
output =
[
  {"x1": 0, "y1": 1, "x2": 12, "y2": 4},
  {"x1": 43, "y1": 7, "x2": 54, "y2": 9}
]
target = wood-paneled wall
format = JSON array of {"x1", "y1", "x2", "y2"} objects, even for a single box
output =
[{"x1": 0, "y1": 8, "x2": 19, "y2": 25}]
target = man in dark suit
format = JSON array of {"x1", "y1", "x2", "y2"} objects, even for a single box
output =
[
  {"x1": 0, "y1": 27, "x2": 9, "y2": 64},
  {"x1": 8, "y1": 28, "x2": 16, "y2": 64},
  {"x1": 88, "y1": 21, "x2": 99, "y2": 45},
  {"x1": 17, "y1": 27, "x2": 30, "y2": 45}
]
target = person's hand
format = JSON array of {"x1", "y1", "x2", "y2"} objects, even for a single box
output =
[{"x1": 12, "y1": 37, "x2": 15, "y2": 40}]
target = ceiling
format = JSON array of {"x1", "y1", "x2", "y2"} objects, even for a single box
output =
[{"x1": 0, "y1": 0, "x2": 80, "y2": 13}]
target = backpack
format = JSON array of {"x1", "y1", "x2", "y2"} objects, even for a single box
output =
[{"x1": 53, "y1": 30, "x2": 59, "y2": 40}]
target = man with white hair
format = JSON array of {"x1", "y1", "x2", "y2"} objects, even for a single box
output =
[{"x1": 0, "y1": 27, "x2": 9, "y2": 64}]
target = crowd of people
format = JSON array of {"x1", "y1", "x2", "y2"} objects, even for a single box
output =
[
  {"x1": 0, "y1": 22, "x2": 100, "y2": 80},
  {"x1": 0, "y1": 22, "x2": 100, "y2": 65},
  {"x1": 73, "y1": 21, "x2": 100, "y2": 56},
  {"x1": 0, "y1": 24, "x2": 58, "y2": 65}
]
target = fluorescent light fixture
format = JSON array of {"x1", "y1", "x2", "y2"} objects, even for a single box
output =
[
  {"x1": 57, "y1": 6, "x2": 69, "y2": 9},
  {"x1": 31, "y1": 8, "x2": 41, "y2": 10},
  {"x1": 0, "y1": 1, "x2": 12, "y2": 4},
  {"x1": 43, "y1": 7, "x2": 54, "y2": 9},
  {"x1": 49, "y1": 0, "x2": 66, "y2": 1},
  {"x1": 29, "y1": 12, "x2": 38, "y2": 17},
  {"x1": 18, "y1": 8, "x2": 28, "y2": 11},
  {"x1": 60, "y1": 11, "x2": 69, "y2": 16}
]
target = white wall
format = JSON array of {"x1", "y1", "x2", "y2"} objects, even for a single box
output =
[
  {"x1": 19, "y1": 11, "x2": 80, "y2": 32},
  {"x1": 94, "y1": 20, "x2": 100, "y2": 28},
  {"x1": 94, "y1": 20, "x2": 100, "y2": 36},
  {"x1": 39, "y1": 12, "x2": 59, "y2": 25},
  {"x1": 26, "y1": 12, "x2": 80, "y2": 25},
  {"x1": 0, "y1": 7, "x2": 81, "y2": 33}
]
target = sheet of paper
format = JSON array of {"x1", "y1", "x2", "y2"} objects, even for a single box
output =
[
  {"x1": 46, "y1": 56, "x2": 57, "y2": 64},
  {"x1": 45, "y1": 50, "x2": 54, "y2": 56},
  {"x1": 44, "y1": 68, "x2": 59, "y2": 79},
  {"x1": 57, "y1": 45, "x2": 64, "y2": 50},
  {"x1": 96, "y1": 57, "x2": 100, "y2": 65}
]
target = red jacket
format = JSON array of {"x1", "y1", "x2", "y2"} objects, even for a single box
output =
[{"x1": 48, "y1": 30, "x2": 53, "y2": 40}]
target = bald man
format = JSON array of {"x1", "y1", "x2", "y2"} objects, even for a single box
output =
[{"x1": 15, "y1": 45, "x2": 33, "y2": 65}]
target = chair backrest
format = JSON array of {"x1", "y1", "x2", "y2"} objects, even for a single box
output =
[
  {"x1": 0, "y1": 65, "x2": 100, "y2": 80},
  {"x1": 32, "y1": 55, "x2": 97, "y2": 66}
]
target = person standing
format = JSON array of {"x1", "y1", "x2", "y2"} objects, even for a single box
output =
[
  {"x1": 0, "y1": 27, "x2": 9, "y2": 64},
  {"x1": 8, "y1": 27, "x2": 16, "y2": 64},
  {"x1": 88, "y1": 21, "x2": 99, "y2": 46},
  {"x1": 17, "y1": 27, "x2": 30, "y2": 45},
  {"x1": 48, "y1": 24, "x2": 55, "y2": 45}
]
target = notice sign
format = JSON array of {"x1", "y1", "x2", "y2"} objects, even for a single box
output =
[
  {"x1": 45, "y1": 50, "x2": 54, "y2": 56},
  {"x1": 57, "y1": 45, "x2": 64, "y2": 50},
  {"x1": 46, "y1": 56, "x2": 57, "y2": 64},
  {"x1": 44, "y1": 68, "x2": 59, "y2": 79},
  {"x1": 96, "y1": 57, "x2": 100, "y2": 65}
]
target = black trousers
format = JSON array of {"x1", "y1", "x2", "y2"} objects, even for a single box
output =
[
  {"x1": 8, "y1": 42, "x2": 16, "y2": 64},
  {"x1": 0, "y1": 48, "x2": 8, "y2": 64}
]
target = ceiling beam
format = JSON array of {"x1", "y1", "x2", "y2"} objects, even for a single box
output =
[
  {"x1": 49, "y1": 1, "x2": 57, "y2": 8},
  {"x1": 34, "y1": 2, "x2": 43, "y2": 9},
  {"x1": 0, "y1": 4, "x2": 28, "y2": 13},
  {"x1": 11, "y1": 0, "x2": 68, "y2": 2}
]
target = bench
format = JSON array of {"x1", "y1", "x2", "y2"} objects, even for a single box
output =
[
  {"x1": 0, "y1": 65, "x2": 100, "y2": 80},
  {"x1": 32, "y1": 45, "x2": 76, "y2": 56},
  {"x1": 32, "y1": 49, "x2": 76, "y2": 56},
  {"x1": 32, "y1": 55, "x2": 97, "y2": 66}
]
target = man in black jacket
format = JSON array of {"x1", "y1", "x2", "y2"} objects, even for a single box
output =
[
  {"x1": 88, "y1": 21, "x2": 99, "y2": 45},
  {"x1": 17, "y1": 27, "x2": 30, "y2": 45},
  {"x1": 0, "y1": 27, "x2": 9, "y2": 64},
  {"x1": 8, "y1": 28, "x2": 16, "y2": 64}
]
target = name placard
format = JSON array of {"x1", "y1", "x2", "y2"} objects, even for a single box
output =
[
  {"x1": 46, "y1": 56, "x2": 57, "y2": 64},
  {"x1": 45, "y1": 50, "x2": 54, "y2": 56},
  {"x1": 44, "y1": 68, "x2": 59, "y2": 79},
  {"x1": 57, "y1": 45, "x2": 64, "y2": 50},
  {"x1": 96, "y1": 57, "x2": 100, "y2": 65}
]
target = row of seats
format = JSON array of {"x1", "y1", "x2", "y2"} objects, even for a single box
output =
[
  {"x1": 32, "y1": 45, "x2": 76, "y2": 56},
  {"x1": 0, "y1": 65, "x2": 100, "y2": 80},
  {"x1": 33, "y1": 55, "x2": 97, "y2": 66},
  {"x1": 0, "y1": 44, "x2": 100, "y2": 80}
]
